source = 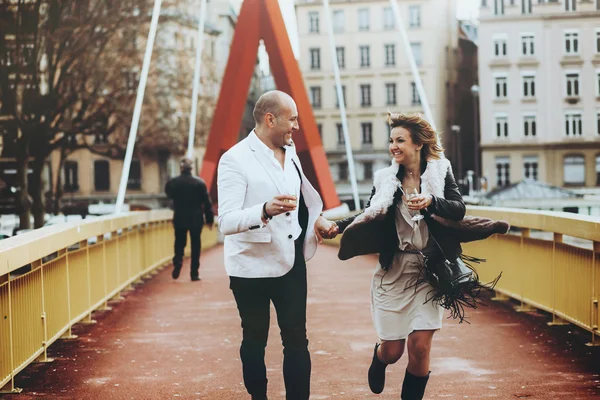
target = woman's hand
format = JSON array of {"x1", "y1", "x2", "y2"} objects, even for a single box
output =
[
  {"x1": 314, "y1": 217, "x2": 339, "y2": 243},
  {"x1": 407, "y1": 194, "x2": 433, "y2": 211}
]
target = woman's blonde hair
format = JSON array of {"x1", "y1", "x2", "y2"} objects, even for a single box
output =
[{"x1": 387, "y1": 112, "x2": 444, "y2": 161}]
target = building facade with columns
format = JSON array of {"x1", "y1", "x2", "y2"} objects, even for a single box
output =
[
  {"x1": 296, "y1": 0, "x2": 458, "y2": 208},
  {"x1": 478, "y1": 0, "x2": 600, "y2": 191}
]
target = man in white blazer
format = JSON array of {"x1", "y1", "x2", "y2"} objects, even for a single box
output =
[{"x1": 217, "y1": 90, "x2": 336, "y2": 400}]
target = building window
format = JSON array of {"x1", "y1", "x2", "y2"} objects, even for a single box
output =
[
  {"x1": 361, "y1": 122, "x2": 373, "y2": 145},
  {"x1": 409, "y1": 5, "x2": 421, "y2": 28},
  {"x1": 309, "y1": 11, "x2": 319, "y2": 33},
  {"x1": 596, "y1": 155, "x2": 600, "y2": 186},
  {"x1": 523, "y1": 156, "x2": 538, "y2": 180},
  {"x1": 596, "y1": 30, "x2": 600, "y2": 53},
  {"x1": 494, "y1": 36, "x2": 507, "y2": 57},
  {"x1": 310, "y1": 48, "x2": 320, "y2": 70},
  {"x1": 360, "y1": 45, "x2": 370, "y2": 67},
  {"x1": 335, "y1": 85, "x2": 346, "y2": 108},
  {"x1": 309, "y1": 86, "x2": 322, "y2": 108},
  {"x1": 597, "y1": 111, "x2": 600, "y2": 135},
  {"x1": 597, "y1": 0, "x2": 600, "y2": 10},
  {"x1": 384, "y1": 44, "x2": 395, "y2": 66},
  {"x1": 495, "y1": 76, "x2": 508, "y2": 99},
  {"x1": 565, "y1": 0, "x2": 576, "y2": 11},
  {"x1": 64, "y1": 161, "x2": 79, "y2": 192},
  {"x1": 522, "y1": 74, "x2": 536, "y2": 98},
  {"x1": 494, "y1": 0, "x2": 505, "y2": 15},
  {"x1": 336, "y1": 46, "x2": 345, "y2": 68},
  {"x1": 495, "y1": 114, "x2": 509, "y2": 137},
  {"x1": 565, "y1": 112, "x2": 583, "y2": 137},
  {"x1": 317, "y1": 123, "x2": 322, "y2": 139},
  {"x1": 127, "y1": 159, "x2": 141, "y2": 190},
  {"x1": 358, "y1": 8, "x2": 369, "y2": 31},
  {"x1": 565, "y1": 31, "x2": 579, "y2": 54},
  {"x1": 333, "y1": 10, "x2": 344, "y2": 33},
  {"x1": 495, "y1": 156, "x2": 510, "y2": 187},
  {"x1": 338, "y1": 162, "x2": 348, "y2": 181},
  {"x1": 360, "y1": 84, "x2": 371, "y2": 107},
  {"x1": 523, "y1": 115, "x2": 537, "y2": 137},
  {"x1": 597, "y1": 72, "x2": 600, "y2": 97},
  {"x1": 383, "y1": 7, "x2": 395, "y2": 30},
  {"x1": 564, "y1": 155, "x2": 585, "y2": 186},
  {"x1": 386, "y1": 83, "x2": 397, "y2": 105},
  {"x1": 336, "y1": 123, "x2": 344, "y2": 145},
  {"x1": 565, "y1": 72, "x2": 580, "y2": 97},
  {"x1": 410, "y1": 82, "x2": 421, "y2": 105},
  {"x1": 410, "y1": 42, "x2": 422, "y2": 66},
  {"x1": 94, "y1": 160, "x2": 110, "y2": 191},
  {"x1": 522, "y1": 0, "x2": 532, "y2": 13},
  {"x1": 521, "y1": 34, "x2": 535, "y2": 56},
  {"x1": 363, "y1": 161, "x2": 373, "y2": 181}
]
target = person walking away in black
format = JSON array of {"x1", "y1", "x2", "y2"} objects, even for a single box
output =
[{"x1": 165, "y1": 158, "x2": 214, "y2": 281}]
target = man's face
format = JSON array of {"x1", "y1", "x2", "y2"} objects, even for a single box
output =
[{"x1": 269, "y1": 98, "x2": 299, "y2": 147}]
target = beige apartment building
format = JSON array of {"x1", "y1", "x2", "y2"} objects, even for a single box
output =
[
  {"x1": 296, "y1": 0, "x2": 458, "y2": 208},
  {"x1": 478, "y1": 0, "x2": 600, "y2": 190}
]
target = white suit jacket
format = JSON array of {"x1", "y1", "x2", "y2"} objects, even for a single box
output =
[{"x1": 217, "y1": 132, "x2": 324, "y2": 278}]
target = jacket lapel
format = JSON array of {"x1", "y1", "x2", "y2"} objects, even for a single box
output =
[{"x1": 246, "y1": 134, "x2": 288, "y2": 195}]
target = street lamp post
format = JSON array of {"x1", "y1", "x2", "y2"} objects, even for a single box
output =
[{"x1": 470, "y1": 84, "x2": 480, "y2": 192}]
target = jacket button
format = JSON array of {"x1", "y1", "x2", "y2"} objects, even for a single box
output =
[
  {"x1": 288, "y1": 234, "x2": 293, "y2": 239},
  {"x1": 286, "y1": 212, "x2": 290, "y2": 216}
]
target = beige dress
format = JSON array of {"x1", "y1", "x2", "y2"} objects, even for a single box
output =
[{"x1": 370, "y1": 200, "x2": 444, "y2": 341}]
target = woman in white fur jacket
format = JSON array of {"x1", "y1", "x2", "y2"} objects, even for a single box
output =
[{"x1": 331, "y1": 113, "x2": 467, "y2": 400}]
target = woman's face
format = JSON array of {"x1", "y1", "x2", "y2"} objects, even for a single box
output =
[{"x1": 389, "y1": 126, "x2": 421, "y2": 165}]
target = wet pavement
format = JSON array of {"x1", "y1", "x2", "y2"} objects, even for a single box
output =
[{"x1": 6, "y1": 245, "x2": 600, "y2": 399}]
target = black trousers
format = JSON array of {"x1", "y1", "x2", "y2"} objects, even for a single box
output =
[
  {"x1": 229, "y1": 238, "x2": 310, "y2": 400},
  {"x1": 172, "y1": 223, "x2": 202, "y2": 278}
]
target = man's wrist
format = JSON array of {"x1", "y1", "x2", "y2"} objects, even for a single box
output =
[{"x1": 262, "y1": 202, "x2": 272, "y2": 220}]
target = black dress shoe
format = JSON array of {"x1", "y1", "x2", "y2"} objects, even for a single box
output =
[
  {"x1": 191, "y1": 276, "x2": 201, "y2": 282},
  {"x1": 172, "y1": 266, "x2": 181, "y2": 280},
  {"x1": 368, "y1": 343, "x2": 387, "y2": 394}
]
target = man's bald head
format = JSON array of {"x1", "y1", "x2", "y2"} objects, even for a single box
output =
[{"x1": 253, "y1": 90, "x2": 294, "y2": 125}]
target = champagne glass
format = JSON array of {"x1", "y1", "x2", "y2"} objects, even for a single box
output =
[{"x1": 404, "y1": 187, "x2": 424, "y2": 221}]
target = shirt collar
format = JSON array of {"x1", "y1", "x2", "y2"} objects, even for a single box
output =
[{"x1": 249, "y1": 130, "x2": 293, "y2": 159}]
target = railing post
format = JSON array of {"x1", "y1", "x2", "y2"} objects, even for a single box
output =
[
  {"x1": 0, "y1": 277, "x2": 23, "y2": 394},
  {"x1": 81, "y1": 240, "x2": 96, "y2": 325},
  {"x1": 97, "y1": 234, "x2": 112, "y2": 311},
  {"x1": 515, "y1": 228, "x2": 535, "y2": 312},
  {"x1": 61, "y1": 245, "x2": 77, "y2": 340},
  {"x1": 36, "y1": 259, "x2": 54, "y2": 364},
  {"x1": 587, "y1": 241, "x2": 600, "y2": 347},
  {"x1": 548, "y1": 233, "x2": 569, "y2": 326}
]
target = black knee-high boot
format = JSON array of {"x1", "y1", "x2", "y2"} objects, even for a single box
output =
[
  {"x1": 368, "y1": 343, "x2": 388, "y2": 394},
  {"x1": 400, "y1": 370, "x2": 430, "y2": 400}
]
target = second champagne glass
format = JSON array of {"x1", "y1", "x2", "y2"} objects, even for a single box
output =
[{"x1": 404, "y1": 187, "x2": 424, "y2": 221}]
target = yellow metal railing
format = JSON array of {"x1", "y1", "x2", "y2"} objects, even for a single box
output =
[
  {"x1": 0, "y1": 211, "x2": 219, "y2": 393},
  {"x1": 325, "y1": 206, "x2": 600, "y2": 346},
  {"x1": 463, "y1": 207, "x2": 599, "y2": 346}
]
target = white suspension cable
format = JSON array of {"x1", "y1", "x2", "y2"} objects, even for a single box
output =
[
  {"x1": 323, "y1": 0, "x2": 360, "y2": 211},
  {"x1": 389, "y1": 0, "x2": 438, "y2": 136},
  {"x1": 186, "y1": 0, "x2": 208, "y2": 161},
  {"x1": 115, "y1": 0, "x2": 163, "y2": 213}
]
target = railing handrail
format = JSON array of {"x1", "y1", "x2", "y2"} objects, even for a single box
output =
[
  {"x1": 467, "y1": 206, "x2": 600, "y2": 242},
  {"x1": 0, "y1": 210, "x2": 173, "y2": 276}
]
